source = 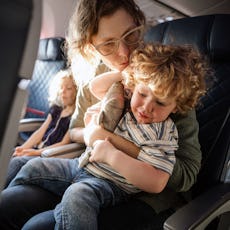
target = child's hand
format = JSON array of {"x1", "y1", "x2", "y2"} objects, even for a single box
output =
[
  {"x1": 89, "y1": 138, "x2": 117, "y2": 164},
  {"x1": 13, "y1": 148, "x2": 41, "y2": 157},
  {"x1": 12, "y1": 146, "x2": 24, "y2": 156}
]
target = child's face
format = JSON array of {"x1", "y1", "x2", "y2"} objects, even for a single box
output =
[
  {"x1": 59, "y1": 78, "x2": 76, "y2": 107},
  {"x1": 130, "y1": 83, "x2": 177, "y2": 124}
]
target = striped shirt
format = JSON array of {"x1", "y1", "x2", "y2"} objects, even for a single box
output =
[{"x1": 85, "y1": 111, "x2": 178, "y2": 194}]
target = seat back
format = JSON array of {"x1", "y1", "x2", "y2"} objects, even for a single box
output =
[
  {"x1": 0, "y1": 0, "x2": 41, "y2": 192},
  {"x1": 144, "y1": 14, "x2": 230, "y2": 195},
  {"x1": 25, "y1": 37, "x2": 66, "y2": 119}
]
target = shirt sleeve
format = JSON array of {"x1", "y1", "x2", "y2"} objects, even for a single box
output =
[
  {"x1": 69, "y1": 82, "x2": 99, "y2": 129},
  {"x1": 69, "y1": 63, "x2": 110, "y2": 129},
  {"x1": 167, "y1": 109, "x2": 202, "y2": 192}
]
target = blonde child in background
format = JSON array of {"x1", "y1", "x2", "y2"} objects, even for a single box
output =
[{"x1": 5, "y1": 68, "x2": 77, "y2": 186}]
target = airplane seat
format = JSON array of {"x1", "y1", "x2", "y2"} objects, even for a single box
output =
[
  {"x1": 19, "y1": 37, "x2": 67, "y2": 143},
  {"x1": 145, "y1": 13, "x2": 230, "y2": 193},
  {"x1": 0, "y1": 0, "x2": 42, "y2": 192},
  {"x1": 25, "y1": 37, "x2": 66, "y2": 119},
  {"x1": 98, "y1": 14, "x2": 230, "y2": 229}
]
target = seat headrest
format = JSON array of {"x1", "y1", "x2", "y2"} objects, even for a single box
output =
[
  {"x1": 145, "y1": 14, "x2": 230, "y2": 61},
  {"x1": 37, "y1": 37, "x2": 65, "y2": 61}
]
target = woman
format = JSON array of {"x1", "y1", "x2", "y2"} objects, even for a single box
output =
[{"x1": 0, "y1": 0, "x2": 201, "y2": 229}]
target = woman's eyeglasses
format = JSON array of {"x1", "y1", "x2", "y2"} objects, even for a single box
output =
[{"x1": 94, "y1": 25, "x2": 144, "y2": 56}]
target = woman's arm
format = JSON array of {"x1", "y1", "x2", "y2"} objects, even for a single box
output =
[
  {"x1": 89, "y1": 71, "x2": 122, "y2": 100},
  {"x1": 168, "y1": 110, "x2": 202, "y2": 192}
]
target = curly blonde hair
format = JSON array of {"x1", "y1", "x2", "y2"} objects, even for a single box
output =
[
  {"x1": 123, "y1": 43, "x2": 210, "y2": 114},
  {"x1": 65, "y1": 0, "x2": 145, "y2": 66},
  {"x1": 48, "y1": 68, "x2": 77, "y2": 108}
]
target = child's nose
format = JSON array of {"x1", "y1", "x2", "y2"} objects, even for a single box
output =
[
  {"x1": 61, "y1": 88, "x2": 66, "y2": 94},
  {"x1": 143, "y1": 100, "x2": 154, "y2": 113}
]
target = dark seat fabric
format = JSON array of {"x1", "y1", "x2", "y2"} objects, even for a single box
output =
[
  {"x1": 99, "y1": 14, "x2": 230, "y2": 229},
  {"x1": 0, "y1": 0, "x2": 41, "y2": 191},
  {"x1": 25, "y1": 37, "x2": 66, "y2": 119},
  {"x1": 145, "y1": 14, "x2": 230, "y2": 196},
  {"x1": 0, "y1": 0, "x2": 32, "y2": 142}
]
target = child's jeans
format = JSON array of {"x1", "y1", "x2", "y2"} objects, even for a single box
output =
[{"x1": 9, "y1": 157, "x2": 129, "y2": 230}]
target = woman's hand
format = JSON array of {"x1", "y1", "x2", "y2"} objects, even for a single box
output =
[
  {"x1": 84, "y1": 102, "x2": 101, "y2": 126},
  {"x1": 83, "y1": 114, "x2": 104, "y2": 147}
]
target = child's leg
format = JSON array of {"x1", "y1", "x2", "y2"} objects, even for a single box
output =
[
  {"x1": 54, "y1": 174, "x2": 129, "y2": 230},
  {"x1": 8, "y1": 157, "x2": 79, "y2": 196},
  {"x1": 5, "y1": 156, "x2": 35, "y2": 187}
]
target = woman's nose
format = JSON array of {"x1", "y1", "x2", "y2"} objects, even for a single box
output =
[{"x1": 117, "y1": 40, "x2": 130, "y2": 57}]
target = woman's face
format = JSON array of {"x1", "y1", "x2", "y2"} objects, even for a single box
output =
[{"x1": 91, "y1": 8, "x2": 138, "y2": 72}]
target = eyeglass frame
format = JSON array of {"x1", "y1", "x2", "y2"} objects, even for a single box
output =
[{"x1": 92, "y1": 25, "x2": 145, "y2": 56}]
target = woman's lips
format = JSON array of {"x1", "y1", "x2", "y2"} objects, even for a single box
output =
[{"x1": 119, "y1": 62, "x2": 129, "y2": 69}]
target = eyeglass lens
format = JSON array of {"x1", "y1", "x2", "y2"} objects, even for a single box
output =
[{"x1": 96, "y1": 26, "x2": 143, "y2": 56}]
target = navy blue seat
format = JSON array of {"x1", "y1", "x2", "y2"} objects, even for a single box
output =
[
  {"x1": 25, "y1": 37, "x2": 66, "y2": 119},
  {"x1": 19, "y1": 37, "x2": 67, "y2": 143},
  {"x1": 99, "y1": 14, "x2": 230, "y2": 229}
]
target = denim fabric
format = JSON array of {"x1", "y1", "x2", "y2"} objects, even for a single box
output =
[
  {"x1": 8, "y1": 157, "x2": 129, "y2": 229},
  {"x1": 5, "y1": 156, "x2": 36, "y2": 187},
  {"x1": 9, "y1": 157, "x2": 79, "y2": 195}
]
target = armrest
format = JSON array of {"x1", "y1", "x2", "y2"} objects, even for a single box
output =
[
  {"x1": 18, "y1": 118, "x2": 45, "y2": 132},
  {"x1": 164, "y1": 183, "x2": 230, "y2": 230},
  {"x1": 41, "y1": 143, "x2": 86, "y2": 159}
]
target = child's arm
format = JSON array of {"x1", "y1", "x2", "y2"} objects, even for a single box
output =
[
  {"x1": 22, "y1": 114, "x2": 52, "y2": 148},
  {"x1": 89, "y1": 71, "x2": 123, "y2": 100},
  {"x1": 83, "y1": 122, "x2": 139, "y2": 158},
  {"x1": 33, "y1": 130, "x2": 72, "y2": 156},
  {"x1": 13, "y1": 114, "x2": 52, "y2": 156},
  {"x1": 90, "y1": 139, "x2": 170, "y2": 193},
  {"x1": 14, "y1": 127, "x2": 72, "y2": 157}
]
